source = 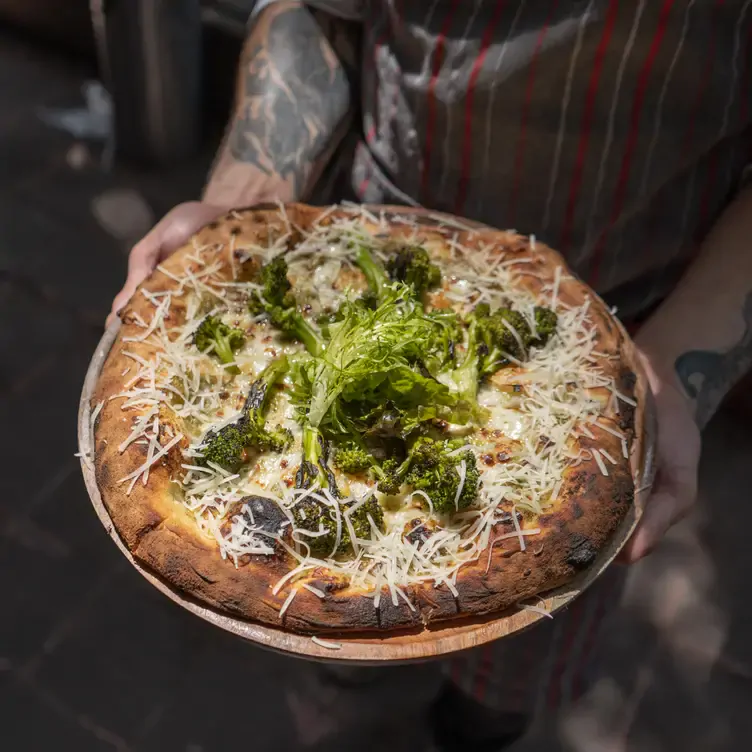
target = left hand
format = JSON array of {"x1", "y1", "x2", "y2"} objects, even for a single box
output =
[{"x1": 619, "y1": 345, "x2": 701, "y2": 563}]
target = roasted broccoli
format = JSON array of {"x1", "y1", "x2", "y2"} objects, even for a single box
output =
[
  {"x1": 531, "y1": 306, "x2": 558, "y2": 348},
  {"x1": 193, "y1": 315, "x2": 245, "y2": 373},
  {"x1": 197, "y1": 356, "x2": 291, "y2": 471},
  {"x1": 249, "y1": 257, "x2": 325, "y2": 356},
  {"x1": 447, "y1": 303, "x2": 557, "y2": 405},
  {"x1": 386, "y1": 245, "x2": 441, "y2": 298},
  {"x1": 331, "y1": 438, "x2": 406, "y2": 495},
  {"x1": 197, "y1": 421, "x2": 249, "y2": 471},
  {"x1": 347, "y1": 495, "x2": 385, "y2": 541},
  {"x1": 372, "y1": 457, "x2": 402, "y2": 495},
  {"x1": 294, "y1": 424, "x2": 341, "y2": 498},
  {"x1": 291, "y1": 496, "x2": 342, "y2": 557},
  {"x1": 291, "y1": 493, "x2": 385, "y2": 558},
  {"x1": 266, "y1": 304, "x2": 324, "y2": 356},
  {"x1": 292, "y1": 423, "x2": 389, "y2": 556},
  {"x1": 260, "y1": 255, "x2": 295, "y2": 307},
  {"x1": 332, "y1": 443, "x2": 373, "y2": 474},
  {"x1": 401, "y1": 437, "x2": 480, "y2": 515}
]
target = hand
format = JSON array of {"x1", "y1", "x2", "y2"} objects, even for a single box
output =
[
  {"x1": 619, "y1": 347, "x2": 701, "y2": 563},
  {"x1": 107, "y1": 201, "x2": 227, "y2": 328}
]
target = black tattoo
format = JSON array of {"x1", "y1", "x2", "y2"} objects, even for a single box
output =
[
  {"x1": 228, "y1": 7, "x2": 351, "y2": 195},
  {"x1": 675, "y1": 291, "x2": 752, "y2": 427}
]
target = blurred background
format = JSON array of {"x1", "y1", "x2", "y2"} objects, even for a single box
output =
[{"x1": 0, "y1": 2, "x2": 751, "y2": 750}]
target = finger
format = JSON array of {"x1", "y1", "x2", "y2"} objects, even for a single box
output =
[
  {"x1": 618, "y1": 488, "x2": 677, "y2": 564},
  {"x1": 158, "y1": 201, "x2": 225, "y2": 254},
  {"x1": 618, "y1": 471, "x2": 696, "y2": 564}
]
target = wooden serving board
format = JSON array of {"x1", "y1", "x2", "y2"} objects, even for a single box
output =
[{"x1": 78, "y1": 205, "x2": 657, "y2": 665}]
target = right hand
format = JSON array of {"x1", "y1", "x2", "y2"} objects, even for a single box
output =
[{"x1": 107, "y1": 201, "x2": 227, "y2": 328}]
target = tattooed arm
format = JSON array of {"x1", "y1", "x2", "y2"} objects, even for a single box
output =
[
  {"x1": 109, "y1": 2, "x2": 357, "y2": 324},
  {"x1": 637, "y1": 186, "x2": 752, "y2": 429},
  {"x1": 203, "y1": 1, "x2": 356, "y2": 208},
  {"x1": 621, "y1": 186, "x2": 752, "y2": 562}
]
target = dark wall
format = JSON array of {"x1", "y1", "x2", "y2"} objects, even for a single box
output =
[{"x1": 0, "y1": 0, "x2": 96, "y2": 56}]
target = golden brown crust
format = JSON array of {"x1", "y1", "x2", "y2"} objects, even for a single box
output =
[{"x1": 93, "y1": 203, "x2": 640, "y2": 635}]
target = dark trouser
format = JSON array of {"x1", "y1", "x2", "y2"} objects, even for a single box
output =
[{"x1": 284, "y1": 571, "x2": 625, "y2": 751}]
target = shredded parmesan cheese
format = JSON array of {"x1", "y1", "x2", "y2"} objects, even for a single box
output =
[
  {"x1": 593, "y1": 449, "x2": 609, "y2": 477},
  {"x1": 311, "y1": 636, "x2": 342, "y2": 650}
]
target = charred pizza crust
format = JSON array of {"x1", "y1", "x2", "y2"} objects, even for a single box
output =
[{"x1": 92, "y1": 203, "x2": 644, "y2": 634}]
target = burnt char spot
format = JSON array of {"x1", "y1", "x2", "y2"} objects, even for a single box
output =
[
  {"x1": 566, "y1": 469, "x2": 598, "y2": 500},
  {"x1": 620, "y1": 369, "x2": 637, "y2": 391},
  {"x1": 566, "y1": 533, "x2": 598, "y2": 569},
  {"x1": 310, "y1": 570, "x2": 349, "y2": 593},
  {"x1": 207, "y1": 221, "x2": 219, "y2": 230},
  {"x1": 610, "y1": 474, "x2": 635, "y2": 506},
  {"x1": 241, "y1": 495, "x2": 288, "y2": 535},
  {"x1": 617, "y1": 369, "x2": 637, "y2": 431},
  {"x1": 220, "y1": 496, "x2": 291, "y2": 566},
  {"x1": 230, "y1": 226, "x2": 241, "y2": 235},
  {"x1": 572, "y1": 502, "x2": 584, "y2": 519},
  {"x1": 403, "y1": 518, "x2": 437, "y2": 548}
]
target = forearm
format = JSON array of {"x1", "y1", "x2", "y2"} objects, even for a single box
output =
[
  {"x1": 636, "y1": 186, "x2": 752, "y2": 428},
  {"x1": 203, "y1": 1, "x2": 353, "y2": 209}
]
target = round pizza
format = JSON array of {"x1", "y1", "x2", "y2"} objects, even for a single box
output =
[{"x1": 91, "y1": 203, "x2": 645, "y2": 635}]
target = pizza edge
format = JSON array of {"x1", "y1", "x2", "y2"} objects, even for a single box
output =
[{"x1": 93, "y1": 203, "x2": 642, "y2": 635}]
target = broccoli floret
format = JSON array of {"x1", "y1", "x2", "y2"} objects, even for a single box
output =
[
  {"x1": 249, "y1": 257, "x2": 324, "y2": 356},
  {"x1": 373, "y1": 457, "x2": 402, "y2": 495},
  {"x1": 332, "y1": 440, "x2": 407, "y2": 496},
  {"x1": 198, "y1": 421, "x2": 250, "y2": 472},
  {"x1": 198, "y1": 356, "x2": 291, "y2": 471},
  {"x1": 291, "y1": 494, "x2": 385, "y2": 557},
  {"x1": 266, "y1": 305, "x2": 324, "y2": 356},
  {"x1": 347, "y1": 495, "x2": 385, "y2": 540},
  {"x1": 193, "y1": 315, "x2": 245, "y2": 373},
  {"x1": 293, "y1": 427, "x2": 390, "y2": 549},
  {"x1": 531, "y1": 306, "x2": 558, "y2": 348},
  {"x1": 479, "y1": 307, "x2": 531, "y2": 365},
  {"x1": 402, "y1": 438, "x2": 480, "y2": 515},
  {"x1": 386, "y1": 246, "x2": 441, "y2": 298},
  {"x1": 333, "y1": 443, "x2": 373, "y2": 474},
  {"x1": 447, "y1": 303, "x2": 558, "y2": 409},
  {"x1": 291, "y1": 497, "x2": 341, "y2": 557},
  {"x1": 260, "y1": 255, "x2": 295, "y2": 307}
]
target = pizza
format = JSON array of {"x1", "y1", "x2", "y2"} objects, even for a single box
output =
[{"x1": 91, "y1": 203, "x2": 645, "y2": 635}]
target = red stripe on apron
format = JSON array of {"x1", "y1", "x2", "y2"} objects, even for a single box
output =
[
  {"x1": 588, "y1": 0, "x2": 677, "y2": 287},
  {"x1": 420, "y1": 0, "x2": 464, "y2": 204},
  {"x1": 454, "y1": 0, "x2": 508, "y2": 216},
  {"x1": 559, "y1": 0, "x2": 620, "y2": 254},
  {"x1": 508, "y1": 0, "x2": 559, "y2": 226}
]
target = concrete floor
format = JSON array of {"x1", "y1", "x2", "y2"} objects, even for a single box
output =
[{"x1": 0, "y1": 29, "x2": 750, "y2": 752}]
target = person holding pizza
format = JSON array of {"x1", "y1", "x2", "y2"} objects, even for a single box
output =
[{"x1": 109, "y1": 2, "x2": 752, "y2": 749}]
